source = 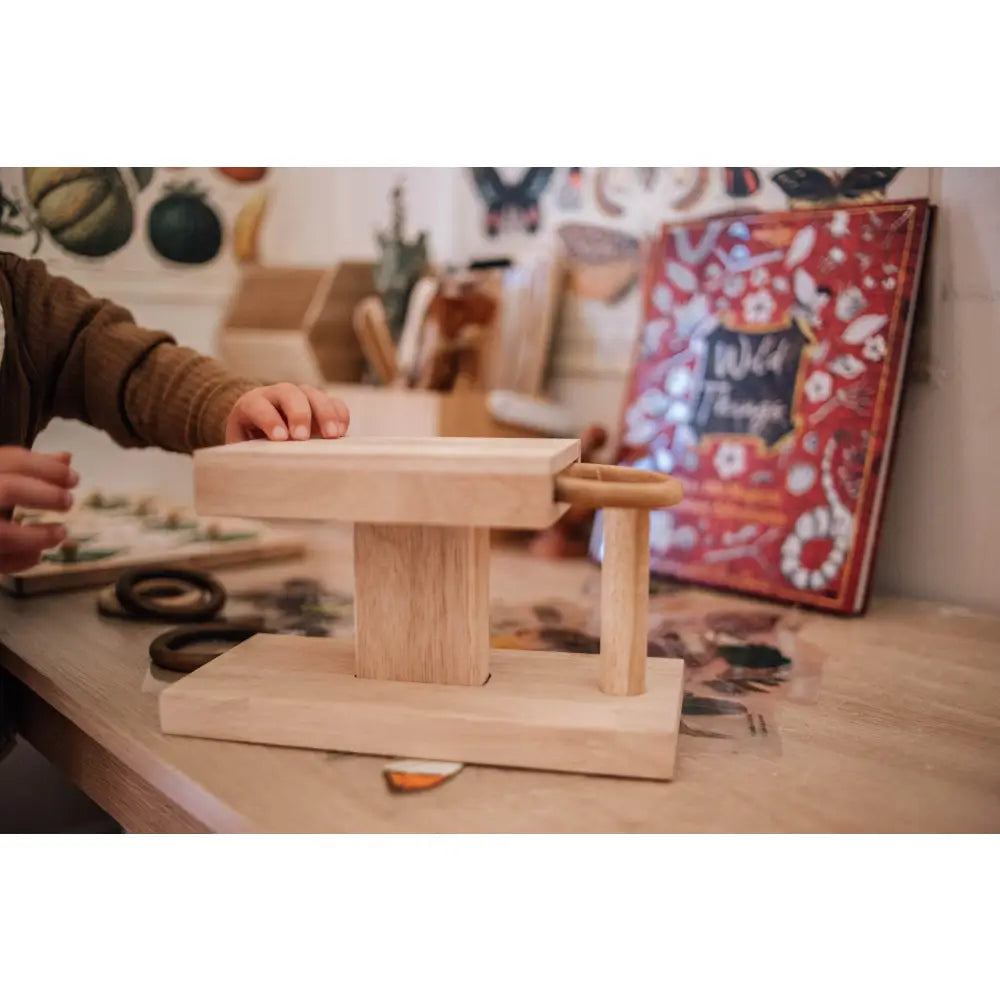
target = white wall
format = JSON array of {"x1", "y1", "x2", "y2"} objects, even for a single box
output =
[
  {"x1": 876, "y1": 168, "x2": 1000, "y2": 611},
  {"x1": 263, "y1": 168, "x2": 461, "y2": 264}
]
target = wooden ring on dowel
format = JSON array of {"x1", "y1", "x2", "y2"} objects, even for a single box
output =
[
  {"x1": 554, "y1": 463, "x2": 683, "y2": 510},
  {"x1": 555, "y1": 463, "x2": 684, "y2": 699}
]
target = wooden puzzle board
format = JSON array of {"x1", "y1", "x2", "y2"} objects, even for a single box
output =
[{"x1": 3, "y1": 493, "x2": 305, "y2": 597}]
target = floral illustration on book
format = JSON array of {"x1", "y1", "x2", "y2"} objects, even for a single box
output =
[{"x1": 612, "y1": 200, "x2": 930, "y2": 612}]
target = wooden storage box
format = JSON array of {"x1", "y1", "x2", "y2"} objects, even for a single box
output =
[
  {"x1": 218, "y1": 264, "x2": 375, "y2": 385},
  {"x1": 328, "y1": 383, "x2": 537, "y2": 439},
  {"x1": 217, "y1": 264, "x2": 576, "y2": 441}
]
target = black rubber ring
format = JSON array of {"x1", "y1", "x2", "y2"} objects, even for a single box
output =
[
  {"x1": 116, "y1": 567, "x2": 226, "y2": 623},
  {"x1": 148, "y1": 621, "x2": 263, "y2": 674}
]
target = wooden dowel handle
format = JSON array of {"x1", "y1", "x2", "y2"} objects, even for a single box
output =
[
  {"x1": 600, "y1": 508, "x2": 649, "y2": 696},
  {"x1": 353, "y1": 297, "x2": 399, "y2": 385},
  {"x1": 554, "y1": 463, "x2": 683, "y2": 510}
]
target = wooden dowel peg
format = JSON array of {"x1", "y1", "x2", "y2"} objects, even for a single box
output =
[
  {"x1": 352, "y1": 296, "x2": 399, "y2": 385},
  {"x1": 599, "y1": 507, "x2": 650, "y2": 696}
]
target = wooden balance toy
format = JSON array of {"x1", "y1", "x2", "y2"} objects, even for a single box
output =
[{"x1": 158, "y1": 438, "x2": 686, "y2": 780}]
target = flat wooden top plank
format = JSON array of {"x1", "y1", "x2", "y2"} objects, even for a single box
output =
[
  {"x1": 193, "y1": 438, "x2": 581, "y2": 528},
  {"x1": 3, "y1": 526, "x2": 1000, "y2": 832},
  {"x1": 196, "y1": 437, "x2": 581, "y2": 475}
]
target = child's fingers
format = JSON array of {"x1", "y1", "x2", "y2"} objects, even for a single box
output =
[
  {"x1": 0, "y1": 447, "x2": 78, "y2": 487},
  {"x1": 0, "y1": 474, "x2": 74, "y2": 513},
  {"x1": 301, "y1": 385, "x2": 349, "y2": 438},
  {"x1": 0, "y1": 520, "x2": 67, "y2": 554},
  {"x1": 235, "y1": 395, "x2": 289, "y2": 441},
  {"x1": 265, "y1": 384, "x2": 313, "y2": 441}
]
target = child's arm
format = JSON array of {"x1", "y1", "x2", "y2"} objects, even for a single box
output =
[{"x1": 5, "y1": 253, "x2": 347, "y2": 452}]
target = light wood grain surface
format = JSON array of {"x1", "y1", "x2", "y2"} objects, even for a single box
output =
[
  {"x1": 194, "y1": 437, "x2": 580, "y2": 529},
  {"x1": 354, "y1": 523, "x2": 490, "y2": 685},
  {"x1": 2, "y1": 525, "x2": 1000, "y2": 832},
  {"x1": 599, "y1": 508, "x2": 650, "y2": 696},
  {"x1": 159, "y1": 636, "x2": 683, "y2": 780}
]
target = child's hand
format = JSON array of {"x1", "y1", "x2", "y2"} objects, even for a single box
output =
[
  {"x1": 0, "y1": 447, "x2": 77, "y2": 574},
  {"x1": 225, "y1": 384, "x2": 350, "y2": 444}
]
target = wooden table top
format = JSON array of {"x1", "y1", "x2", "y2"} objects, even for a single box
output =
[{"x1": 2, "y1": 525, "x2": 999, "y2": 833}]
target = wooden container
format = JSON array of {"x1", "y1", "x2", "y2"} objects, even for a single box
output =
[
  {"x1": 327, "y1": 383, "x2": 539, "y2": 439},
  {"x1": 217, "y1": 263, "x2": 576, "y2": 442},
  {"x1": 218, "y1": 264, "x2": 375, "y2": 385}
]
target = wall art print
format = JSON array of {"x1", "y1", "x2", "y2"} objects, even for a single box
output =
[{"x1": 0, "y1": 167, "x2": 271, "y2": 272}]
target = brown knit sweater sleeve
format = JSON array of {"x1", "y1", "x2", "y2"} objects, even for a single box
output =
[
  {"x1": 3, "y1": 253, "x2": 260, "y2": 453},
  {"x1": 121, "y1": 341, "x2": 262, "y2": 453}
]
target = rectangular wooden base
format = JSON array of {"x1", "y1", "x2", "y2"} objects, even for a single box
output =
[{"x1": 158, "y1": 635, "x2": 684, "y2": 780}]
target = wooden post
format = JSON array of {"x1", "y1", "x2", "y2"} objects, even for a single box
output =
[
  {"x1": 599, "y1": 508, "x2": 650, "y2": 696},
  {"x1": 353, "y1": 523, "x2": 490, "y2": 685}
]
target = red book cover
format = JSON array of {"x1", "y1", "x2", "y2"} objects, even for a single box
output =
[{"x1": 595, "y1": 200, "x2": 932, "y2": 614}]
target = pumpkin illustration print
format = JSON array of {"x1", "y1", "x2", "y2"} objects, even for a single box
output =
[{"x1": 23, "y1": 168, "x2": 134, "y2": 257}]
